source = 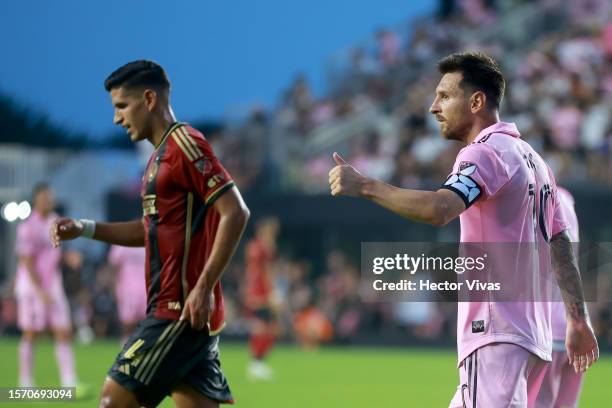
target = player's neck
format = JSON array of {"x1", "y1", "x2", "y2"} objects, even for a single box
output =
[
  {"x1": 35, "y1": 209, "x2": 51, "y2": 219},
  {"x1": 465, "y1": 113, "x2": 499, "y2": 144},
  {"x1": 150, "y1": 108, "x2": 178, "y2": 147}
]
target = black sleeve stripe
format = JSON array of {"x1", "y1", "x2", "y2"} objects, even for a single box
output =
[
  {"x1": 439, "y1": 185, "x2": 471, "y2": 209},
  {"x1": 205, "y1": 182, "x2": 235, "y2": 207}
]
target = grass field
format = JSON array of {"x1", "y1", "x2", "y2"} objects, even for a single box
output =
[{"x1": 0, "y1": 339, "x2": 609, "y2": 407}]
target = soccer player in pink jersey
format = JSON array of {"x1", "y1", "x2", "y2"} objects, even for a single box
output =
[
  {"x1": 14, "y1": 184, "x2": 79, "y2": 388},
  {"x1": 328, "y1": 52, "x2": 598, "y2": 407},
  {"x1": 108, "y1": 245, "x2": 147, "y2": 341},
  {"x1": 535, "y1": 187, "x2": 584, "y2": 408}
]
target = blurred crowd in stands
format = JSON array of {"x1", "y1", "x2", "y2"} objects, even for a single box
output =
[{"x1": 210, "y1": 0, "x2": 612, "y2": 194}]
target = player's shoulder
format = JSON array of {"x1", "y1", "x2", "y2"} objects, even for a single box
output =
[
  {"x1": 181, "y1": 123, "x2": 206, "y2": 141},
  {"x1": 457, "y1": 138, "x2": 497, "y2": 163},
  {"x1": 557, "y1": 186, "x2": 574, "y2": 204},
  {"x1": 167, "y1": 123, "x2": 211, "y2": 162}
]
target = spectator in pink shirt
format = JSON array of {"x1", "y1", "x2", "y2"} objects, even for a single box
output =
[{"x1": 549, "y1": 101, "x2": 582, "y2": 150}]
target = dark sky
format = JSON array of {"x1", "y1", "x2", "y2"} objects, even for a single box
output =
[{"x1": 0, "y1": 0, "x2": 434, "y2": 138}]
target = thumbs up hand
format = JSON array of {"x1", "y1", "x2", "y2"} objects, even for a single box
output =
[
  {"x1": 332, "y1": 152, "x2": 347, "y2": 166},
  {"x1": 328, "y1": 152, "x2": 368, "y2": 197}
]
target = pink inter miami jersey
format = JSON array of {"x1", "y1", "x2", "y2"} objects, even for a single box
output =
[
  {"x1": 14, "y1": 211, "x2": 62, "y2": 296},
  {"x1": 108, "y1": 245, "x2": 147, "y2": 299},
  {"x1": 441, "y1": 122, "x2": 568, "y2": 366},
  {"x1": 550, "y1": 187, "x2": 579, "y2": 341}
]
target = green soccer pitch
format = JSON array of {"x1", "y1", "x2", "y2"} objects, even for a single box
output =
[{"x1": 0, "y1": 339, "x2": 609, "y2": 407}]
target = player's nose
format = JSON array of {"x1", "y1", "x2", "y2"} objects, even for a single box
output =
[
  {"x1": 429, "y1": 101, "x2": 440, "y2": 115},
  {"x1": 113, "y1": 113, "x2": 123, "y2": 126}
]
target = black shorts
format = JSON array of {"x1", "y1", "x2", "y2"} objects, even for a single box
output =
[
  {"x1": 108, "y1": 317, "x2": 233, "y2": 407},
  {"x1": 251, "y1": 307, "x2": 273, "y2": 323}
]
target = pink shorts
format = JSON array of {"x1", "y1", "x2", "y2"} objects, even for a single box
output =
[
  {"x1": 449, "y1": 343, "x2": 549, "y2": 408},
  {"x1": 16, "y1": 287, "x2": 71, "y2": 332},
  {"x1": 534, "y1": 349, "x2": 583, "y2": 408},
  {"x1": 116, "y1": 288, "x2": 147, "y2": 325}
]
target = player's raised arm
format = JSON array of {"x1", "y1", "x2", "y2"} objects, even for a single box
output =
[
  {"x1": 328, "y1": 152, "x2": 465, "y2": 226},
  {"x1": 50, "y1": 217, "x2": 145, "y2": 247},
  {"x1": 549, "y1": 230, "x2": 599, "y2": 373},
  {"x1": 180, "y1": 186, "x2": 250, "y2": 330}
]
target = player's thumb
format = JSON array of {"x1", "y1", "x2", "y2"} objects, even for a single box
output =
[
  {"x1": 180, "y1": 304, "x2": 189, "y2": 321},
  {"x1": 58, "y1": 218, "x2": 73, "y2": 232},
  {"x1": 333, "y1": 152, "x2": 347, "y2": 166}
]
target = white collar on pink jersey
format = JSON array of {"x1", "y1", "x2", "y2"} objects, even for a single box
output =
[{"x1": 472, "y1": 121, "x2": 521, "y2": 144}]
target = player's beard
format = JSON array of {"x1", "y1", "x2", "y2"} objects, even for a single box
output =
[{"x1": 441, "y1": 117, "x2": 471, "y2": 143}]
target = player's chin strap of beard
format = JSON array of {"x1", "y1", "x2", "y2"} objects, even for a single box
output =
[{"x1": 79, "y1": 219, "x2": 96, "y2": 239}]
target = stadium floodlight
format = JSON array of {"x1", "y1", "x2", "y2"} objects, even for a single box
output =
[
  {"x1": 18, "y1": 200, "x2": 31, "y2": 220},
  {"x1": 2, "y1": 201, "x2": 19, "y2": 222}
]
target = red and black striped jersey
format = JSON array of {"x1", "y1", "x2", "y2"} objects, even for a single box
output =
[
  {"x1": 141, "y1": 122, "x2": 234, "y2": 334},
  {"x1": 245, "y1": 238, "x2": 275, "y2": 309}
]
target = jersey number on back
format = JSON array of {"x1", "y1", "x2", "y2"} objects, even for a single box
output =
[{"x1": 524, "y1": 153, "x2": 552, "y2": 243}]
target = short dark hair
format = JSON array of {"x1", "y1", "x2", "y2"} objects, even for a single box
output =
[
  {"x1": 32, "y1": 182, "x2": 50, "y2": 199},
  {"x1": 437, "y1": 52, "x2": 505, "y2": 109},
  {"x1": 104, "y1": 60, "x2": 170, "y2": 93}
]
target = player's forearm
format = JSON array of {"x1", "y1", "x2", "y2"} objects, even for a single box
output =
[
  {"x1": 92, "y1": 220, "x2": 145, "y2": 247},
  {"x1": 550, "y1": 230, "x2": 588, "y2": 321},
  {"x1": 361, "y1": 179, "x2": 451, "y2": 226},
  {"x1": 196, "y1": 206, "x2": 250, "y2": 293}
]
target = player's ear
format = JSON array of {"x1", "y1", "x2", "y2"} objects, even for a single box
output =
[
  {"x1": 470, "y1": 91, "x2": 486, "y2": 114},
  {"x1": 143, "y1": 89, "x2": 158, "y2": 112}
]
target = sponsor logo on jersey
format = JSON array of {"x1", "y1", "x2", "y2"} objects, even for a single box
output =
[
  {"x1": 471, "y1": 320, "x2": 485, "y2": 333},
  {"x1": 195, "y1": 158, "x2": 213, "y2": 175},
  {"x1": 168, "y1": 301, "x2": 182, "y2": 311},
  {"x1": 147, "y1": 161, "x2": 159, "y2": 182},
  {"x1": 207, "y1": 173, "x2": 225, "y2": 188}
]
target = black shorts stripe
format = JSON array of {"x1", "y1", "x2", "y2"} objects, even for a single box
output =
[
  {"x1": 143, "y1": 322, "x2": 188, "y2": 385},
  {"x1": 468, "y1": 355, "x2": 472, "y2": 394},
  {"x1": 109, "y1": 317, "x2": 233, "y2": 407},
  {"x1": 134, "y1": 321, "x2": 181, "y2": 383},
  {"x1": 472, "y1": 350, "x2": 478, "y2": 408},
  {"x1": 134, "y1": 320, "x2": 180, "y2": 381}
]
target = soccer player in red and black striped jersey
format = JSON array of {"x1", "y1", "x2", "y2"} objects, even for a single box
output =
[
  {"x1": 244, "y1": 217, "x2": 280, "y2": 380},
  {"x1": 50, "y1": 60, "x2": 250, "y2": 408}
]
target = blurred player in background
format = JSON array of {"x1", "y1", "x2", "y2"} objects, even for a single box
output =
[
  {"x1": 108, "y1": 245, "x2": 147, "y2": 342},
  {"x1": 329, "y1": 52, "x2": 598, "y2": 407},
  {"x1": 244, "y1": 217, "x2": 279, "y2": 380},
  {"x1": 50, "y1": 60, "x2": 250, "y2": 408},
  {"x1": 14, "y1": 184, "x2": 82, "y2": 390},
  {"x1": 536, "y1": 187, "x2": 584, "y2": 408}
]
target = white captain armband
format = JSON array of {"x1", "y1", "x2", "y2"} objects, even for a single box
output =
[{"x1": 439, "y1": 164, "x2": 482, "y2": 208}]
